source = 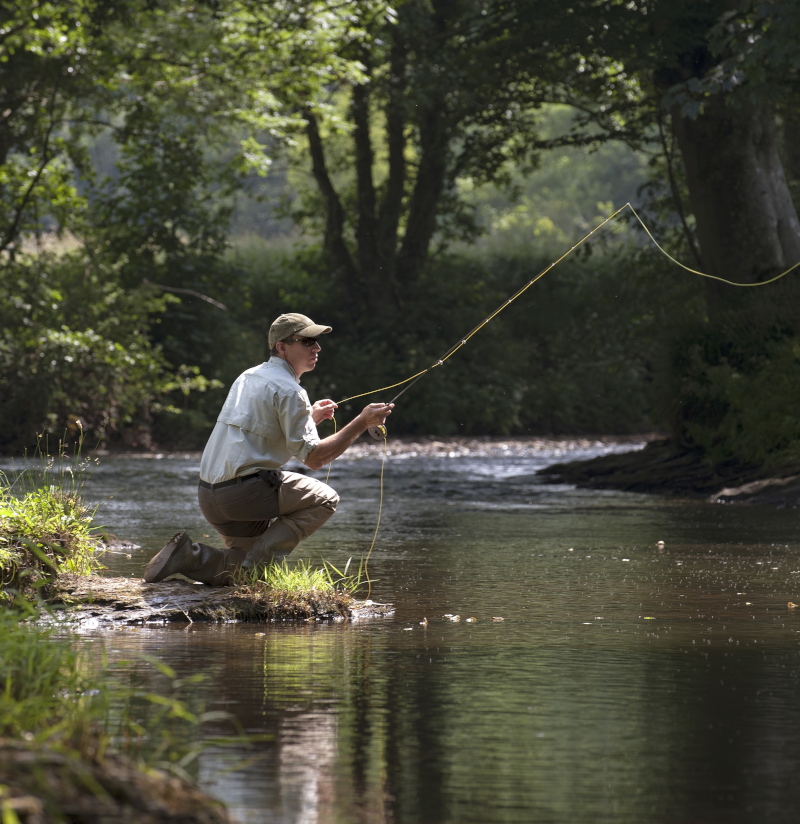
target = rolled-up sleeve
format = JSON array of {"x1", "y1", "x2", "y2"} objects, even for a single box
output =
[{"x1": 274, "y1": 386, "x2": 319, "y2": 462}]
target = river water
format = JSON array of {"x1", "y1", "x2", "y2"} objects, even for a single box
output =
[{"x1": 53, "y1": 440, "x2": 800, "y2": 823}]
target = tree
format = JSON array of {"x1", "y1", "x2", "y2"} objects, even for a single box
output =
[
  {"x1": 579, "y1": 2, "x2": 799, "y2": 288},
  {"x1": 0, "y1": 0, "x2": 102, "y2": 253},
  {"x1": 292, "y1": 0, "x2": 595, "y2": 319},
  {"x1": 0, "y1": 0, "x2": 402, "y2": 448}
]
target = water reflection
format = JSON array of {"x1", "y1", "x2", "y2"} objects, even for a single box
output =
[{"x1": 22, "y1": 441, "x2": 800, "y2": 823}]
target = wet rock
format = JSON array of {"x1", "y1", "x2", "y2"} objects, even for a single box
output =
[{"x1": 44, "y1": 574, "x2": 394, "y2": 627}]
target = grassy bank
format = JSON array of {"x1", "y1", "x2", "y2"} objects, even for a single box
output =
[
  {"x1": 0, "y1": 452, "x2": 105, "y2": 603},
  {"x1": 0, "y1": 457, "x2": 229, "y2": 821}
]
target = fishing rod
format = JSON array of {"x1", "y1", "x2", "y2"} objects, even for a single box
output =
[
  {"x1": 358, "y1": 200, "x2": 800, "y2": 441},
  {"x1": 363, "y1": 202, "x2": 633, "y2": 440},
  {"x1": 366, "y1": 335, "x2": 480, "y2": 440}
]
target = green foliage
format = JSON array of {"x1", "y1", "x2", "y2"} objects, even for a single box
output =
[
  {"x1": 463, "y1": 106, "x2": 652, "y2": 251},
  {"x1": 0, "y1": 442, "x2": 104, "y2": 594},
  {"x1": 0, "y1": 0, "x2": 100, "y2": 251},
  {"x1": 674, "y1": 331, "x2": 800, "y2": 467},
  {"x1": 0, "y1": 251, "x2": 175, "y2": 451},
  {"x1": 215, "y1": 235, "x2": 703, "y2": 438},
  {"x1": 0, "y1": 0, "x2": 797, "y2": 472},
  {"x1": 111, "y1": 655, "x2": 241, "y2": 778},
  {"x1": 0, "y1": 609, "x2": 108, "y2": 749},
  {"x1": 0, "y1": 609, "x2": 241, "y2": 802}
]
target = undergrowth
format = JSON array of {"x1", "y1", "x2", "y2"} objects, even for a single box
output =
[{"x1": 0, "y1": 439, "x2": 104, "y2": 599}]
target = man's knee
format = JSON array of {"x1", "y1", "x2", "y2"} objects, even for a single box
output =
[
  {"x1": 323, "y1": 486, "x2": 339, "y2": 511},
  {"x1": 279, "y1": 472, "x2": 339, "y2": 514}
]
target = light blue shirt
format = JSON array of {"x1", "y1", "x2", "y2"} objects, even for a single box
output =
[{"x1": 199, "y1": 357, "x2": 319, "y2": 484}]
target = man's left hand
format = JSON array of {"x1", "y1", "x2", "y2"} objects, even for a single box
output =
[{"x1": 312, "y1": 399, "x2": 338, "y2": 423}]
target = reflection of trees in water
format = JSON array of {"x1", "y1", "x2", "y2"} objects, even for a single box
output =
[
  {"x1": 278, "y1": 710, "x2": 337, "y2": 824},
  {"x1": 192, "y1": 625, "x2": 392, "y2": 824}
]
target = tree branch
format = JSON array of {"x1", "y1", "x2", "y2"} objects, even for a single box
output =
[
  {"x1": 0, "y1": 90, "x2": 59, "y2": 254},
  {"x1": 142, "y1": 279, "x2": 227, "y2": 310},
  {"x1": 658, "y1": 111, "x2": 704, "y2": 269}
]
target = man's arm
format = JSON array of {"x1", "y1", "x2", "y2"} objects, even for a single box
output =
[{"x1": 303, "y1": 403, "x2": 393, "y2": 470}]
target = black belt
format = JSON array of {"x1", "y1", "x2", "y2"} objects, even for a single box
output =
[{"x1": 198, "y1": 473, "x2": 261, "y2": 490}]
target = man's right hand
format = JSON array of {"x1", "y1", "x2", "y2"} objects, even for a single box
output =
[{"x1": 360, "y1": 402, "x2": 394, "y2": 429}]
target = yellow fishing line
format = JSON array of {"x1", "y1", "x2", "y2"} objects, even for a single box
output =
[
  {"x1": 336, "y1": 202, "x2": 629, "y2": 405},
  {"x1": 626, "y1": 203, "x2": 800, "y2": 286},
  {"x1": 323, "y1": 408, "x2": 383, "y2": 599},
  {"x1": 361, "y1": 430, "x2": 387, "y2": 601},
  {"x1": 339, "y1": 202, "x2": 800, "y2": 408}
]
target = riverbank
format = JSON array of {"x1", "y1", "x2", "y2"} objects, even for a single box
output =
[
  {"x1": 0, "y1": 740, "x2": 232, "y2": 824},
  {"x1": 537, "y1": 437, "x2": 800, "y2": 508}
]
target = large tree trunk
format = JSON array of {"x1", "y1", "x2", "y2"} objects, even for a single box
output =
[
  {"x1": 672, "y1": 97, "x2": 800, "y2": 318},
  {"x1": 351, "y1": 81, "x2": 403, "y2": 316}
]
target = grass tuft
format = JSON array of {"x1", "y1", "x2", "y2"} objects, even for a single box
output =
[
  {"x1": 240, "y1": 556, "x2": 368, "y2": 597},
  {"x1": 230, "y1": 557, "x2": 370, "y2": 620},
  {"x1": 0, "y1": 436, "x2": 104, "y2": 601}
]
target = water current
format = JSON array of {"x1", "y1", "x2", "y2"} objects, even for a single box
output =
[{"x1": 39, "y1": 440, "x2": 800, "y2": 823}]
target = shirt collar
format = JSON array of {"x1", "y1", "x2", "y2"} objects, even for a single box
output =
[{"x1": 268, "y1": 355, "x2": 300, "y2": 383}]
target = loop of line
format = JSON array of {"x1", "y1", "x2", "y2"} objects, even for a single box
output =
[
  {"x1": 338, "y1": 202, "x2": 800, "y2": 407},
  {"x1": 361, "y1": 431, "x2": 386, "y2": 601},
  {"x1": 626, "y1": 204, "x2": 800, "y2": 286}
]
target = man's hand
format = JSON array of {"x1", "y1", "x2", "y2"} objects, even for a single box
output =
[
  {"x1": 358, "y1": 402, "x2": 394, "y2": 427},
  {"x1": 311, "y1": 399, "x2": 338, "y2": 424}
]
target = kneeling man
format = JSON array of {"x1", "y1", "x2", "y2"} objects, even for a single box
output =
[{"x1": 143, "y1": 312, "x2": 392, "y2": 585}]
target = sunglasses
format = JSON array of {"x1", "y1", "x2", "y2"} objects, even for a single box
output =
[{"x1": 282, "y1": 337, "x2": 319, "y2": 348}]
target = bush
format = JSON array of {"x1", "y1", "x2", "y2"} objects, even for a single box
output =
[
  {"x1": 674, "y1": 333, "x2": 800, "y2": 467},
  {"x1": 0, "y1": 445, "x2": 104, "y2": 598},
  {"x1": 0, "y1": 251, "x2": 175, "y2": 452},
  {"x1": 254, "y1": 241, "x2": 704, "y2": 437}
]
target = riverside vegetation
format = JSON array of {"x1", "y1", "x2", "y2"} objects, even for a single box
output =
[{"x1": 0, "y1": 450, "x2": 373, "y2": 822}]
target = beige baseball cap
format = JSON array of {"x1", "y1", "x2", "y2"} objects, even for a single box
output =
[{"x1": 268, "y1": 313, "x2": 332, "y2": 349}]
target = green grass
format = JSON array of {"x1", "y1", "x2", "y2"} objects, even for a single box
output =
[
  {"x1": 0, "y1": 607, "x2": 108, "y2": 749},
  {"x1": 0, "y1": 477, "x2": 104, "y2": 595},
  {"x1": 242, "y1": 556, "x2": 368, "y2": 596},
  {"x1": 0, "y1": 605, "x2": 245, "y2": 823},
  {"x1": 0, "y1": 437, "x2": 104, "y2": 598}
]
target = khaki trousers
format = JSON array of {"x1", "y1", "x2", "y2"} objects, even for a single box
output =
[{"x1": 197, "y1": 471, "x2": 339, "y2": 558}]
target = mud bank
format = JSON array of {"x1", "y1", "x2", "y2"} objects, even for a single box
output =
[{"x1": 538, "y1": 438, "x2": 800, "y2": 507}]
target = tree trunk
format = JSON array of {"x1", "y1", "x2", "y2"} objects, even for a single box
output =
[
  {"x1": 376, "y1": 36, "x2": 408, "y2": 291},
  {"x1": 302, "y1": 109, "x2": 361, "y2": 307},
  {"x1": 351, "y1": 82, "x2": 402, "y2": 316},
  {"x1": 397, "y1": 102, "x2": 449, "y2": 282},
  {"x1": 672, "y1": 97, "x2": 800, "y2": 315}
]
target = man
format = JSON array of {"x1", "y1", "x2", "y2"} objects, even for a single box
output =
[{"x1": 143, "y1": 312, "x2": 393, "y2": 586}]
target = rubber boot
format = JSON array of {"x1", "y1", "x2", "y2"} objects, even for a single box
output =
[
  {"x1": 143, "y1": 530, "x2": 244, "y2": 586},
  {"x1": 240, "y1": 520, "x2": 301, "y2": 573}
]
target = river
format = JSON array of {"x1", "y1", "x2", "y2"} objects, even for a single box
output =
[{"x1": 63, "y1": 439, "x2": 800, "y2": 823}]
